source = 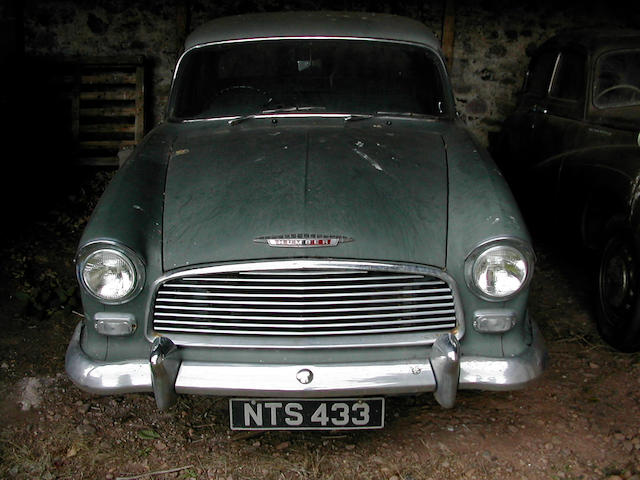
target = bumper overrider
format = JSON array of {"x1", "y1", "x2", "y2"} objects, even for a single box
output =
[{"x1": 65, "y1": 321, "x2": 547, "y2": 410}]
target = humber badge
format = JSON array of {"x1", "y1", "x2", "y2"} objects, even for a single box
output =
[{"x1": 254, "y1": 234, "x2": 354, "y2": 248}]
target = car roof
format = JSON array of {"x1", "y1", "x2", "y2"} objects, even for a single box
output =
[
  {"x1": 184, "y1": 11, "x2": 441, "y2": 51},
  {"x1": 539, "y1": 28, "x2": 640, "y2": 53}
]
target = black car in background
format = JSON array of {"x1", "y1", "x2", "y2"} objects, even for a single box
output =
[{"x1": 493, "y1": 29, "x2": 640, "y2": 351}]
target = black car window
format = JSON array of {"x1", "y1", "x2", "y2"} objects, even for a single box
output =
[
  {"x1": 549, "y1": 51, "x2": 586, "y2": 101},
  {"x1": 593, "y1": 50, "x2": 640, "y2": 108},
  {"x1": 524, "y1": 51, "x2": 558, "y2": 96}
]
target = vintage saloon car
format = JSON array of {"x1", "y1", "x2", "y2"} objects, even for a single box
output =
[
  {"x1": 66, "y1": 12, "x2": 547, "y2": 430},
  {"x1": 494, "y1": 30, "x2": 640, "y2": 352}
]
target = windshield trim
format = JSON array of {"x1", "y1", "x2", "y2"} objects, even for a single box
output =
[
  {"x1": 174, "y1": 112, "x2": 442, "y2": 125},
  {"x1": 167, "y1": 36, "x2": 453, "y2": 122}
]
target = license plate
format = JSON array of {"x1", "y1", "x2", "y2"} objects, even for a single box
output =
[{"x1": 229, "y1": 397, "x2": 385, "y2": 430}]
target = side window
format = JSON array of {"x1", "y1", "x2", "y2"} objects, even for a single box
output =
[
  {"x1": 593, "y1": 50, "x2": 640, "y2": 108},
  {"x1": 549, "y1": 51, "x2": 586, "y2": 101},
  {"x1": 524, "y1": 51, "x2": 558, "y2": 96}
]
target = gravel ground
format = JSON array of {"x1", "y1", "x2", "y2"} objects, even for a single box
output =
[{"x1": 0, "y1": 172, "x2": 639, "y2": 480}]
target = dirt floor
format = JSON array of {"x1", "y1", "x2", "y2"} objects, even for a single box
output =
[{"x1": 1, "y1": 171, "x2": 639, "y2": 480}]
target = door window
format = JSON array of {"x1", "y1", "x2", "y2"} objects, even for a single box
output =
[{"x1": 549, "y1": 51, "x2": 586, "y2": 101}]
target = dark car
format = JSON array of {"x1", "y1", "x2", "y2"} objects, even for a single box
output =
[{"x1": 494, "y1": 29, "x2": 640, "y2": 351}]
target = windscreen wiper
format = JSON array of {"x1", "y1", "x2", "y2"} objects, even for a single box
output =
[
  {"x1": 344, "y1": 112, "x2": 440, "y2": 123},
  {"x1": 228, "y1": 106, "x2": 326, "y2": 126}
]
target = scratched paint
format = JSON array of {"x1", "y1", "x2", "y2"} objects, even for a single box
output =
[{"x1": 353, "y1": 148, "x2": 384, "y2": 171}]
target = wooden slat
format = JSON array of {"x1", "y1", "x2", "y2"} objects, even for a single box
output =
[
  {"x1": 80, "y1": 106, "x2": 137, "y2": 116},
  {"x1": 80, "y1": 90, "x2": 137, "y2": 101},
  {"x1": 71, "y1": 66, "x2": 80, "y2": 144},
  {"x1": 134, "y1": 64, "x2": 145, "y2": 143},
  {"x1": 79, "y1": 124, "x2": 136, "y2": 133},
  {"x1": 81, "y1": 72, "x2": 137, "y2": 85},
  {"x1": 80, "y1": 140, "x2": 136, "y2": 148},
  {"x1": 441, "y1": 0, "x2": 455, "y2": 70}
]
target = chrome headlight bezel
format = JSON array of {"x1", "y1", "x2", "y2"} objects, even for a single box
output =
[
  {"x1": 76, "y1": 241, "x2": 145, "y2": 305},
  {"x1": 464, "y1": 237, "x2": 535, "y2": 302}
]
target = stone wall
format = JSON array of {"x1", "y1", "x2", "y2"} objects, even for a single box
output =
[
  {"x1": 451, "y1": 0, "x2": 636, "y2": 145},
  {"x1": 16, "y1": 0, "x2": 639, "y2": 146}
]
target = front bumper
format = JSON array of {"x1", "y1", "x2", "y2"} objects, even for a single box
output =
[{"x1": 66, "y1": 321, "x2": 547, "y2": 409}]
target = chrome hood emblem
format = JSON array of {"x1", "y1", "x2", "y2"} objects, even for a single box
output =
[{"x1": 254, "y1": 233, "x2": 353, "y2": 248}]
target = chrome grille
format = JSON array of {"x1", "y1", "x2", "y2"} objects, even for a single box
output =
[{"x1": 153, "y1": 267, "x2": 457, "y2": 337}]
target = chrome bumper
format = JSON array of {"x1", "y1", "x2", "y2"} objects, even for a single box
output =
[{"x1": 66, "y1": 322, "x2": 547, "y2": 410}]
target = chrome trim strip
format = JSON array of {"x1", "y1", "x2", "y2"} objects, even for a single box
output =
[
  {"x1": 242, "y1": 270, "x2": 367, "y2": 275},
  {"x1": 155, "y1": 323, "x2": 456, "y2": 336},
  {"x1": 175, "y1": 274, "x2": 427, "y2": 283},
  {"x1": 161, "y1": 280, "x2": 446, "y2": 291},
  {"x1": 155, "y1": 288, "x2": 450, "y2": 299}
]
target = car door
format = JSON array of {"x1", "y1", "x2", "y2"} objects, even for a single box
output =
[
  {"x1": 530, "y1": 48, "x2": 587, "y2": 173},
  {"x1": 497, "y1": 49, "x2": 558, "y2": 180}
]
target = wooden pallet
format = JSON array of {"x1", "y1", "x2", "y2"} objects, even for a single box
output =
[{"x1": 48, "y1": 56, "x2": 146, "y2": 166}]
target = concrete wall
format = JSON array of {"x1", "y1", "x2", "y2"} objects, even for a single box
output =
[{"x1": 16, "y1": 0, "x2": 639, "y2": 146}]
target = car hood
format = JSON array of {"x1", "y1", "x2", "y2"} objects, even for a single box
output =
[{"x1": 162, "y1": 122, "x2": 448, "y2": 270}]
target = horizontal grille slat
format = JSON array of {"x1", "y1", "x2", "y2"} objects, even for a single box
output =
[
  {"x1": 154, "y1": 302, "x2": 455, "y2": 314},
  {"x1": 153, "y1": 324, "x2": 453, "y2": 336},
  {"x1": 155, "y1": 288, "x2": 449, "y2": 299},
  {"x1": 161, "y1": 280, "x2": 443, "y2": 291},
  {"x1": 154, "y1": 315, "x2": 455, "y2": 328},
  {"x1": 155, "y1": 294, "x2": 453, "y2": 306},
  {"x1": 155, "y1": 308, "x2": 455, "y2": 322},
  {"x1": 153, "y1": 266, "x2": 458, "y2": 340}
]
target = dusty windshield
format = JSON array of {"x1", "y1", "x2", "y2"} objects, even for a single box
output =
[
  {"x1": 593, "y1": 50, "x2": 640, "y2": 108},
  {"x1": 170, "y1": 39, "x2": 448, "y2": 120}
]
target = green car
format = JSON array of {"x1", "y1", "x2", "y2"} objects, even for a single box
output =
[{"x1": 66, "y1": 11, "x2": 547, "y2": 430}]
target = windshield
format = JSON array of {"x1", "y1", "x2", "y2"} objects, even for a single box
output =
[
  {"x1": 593, "y1": 49, "x2": 640, "y2": 109},
  {"x1": 169, "y1": 39, "x2": 449, "y2": 120}
]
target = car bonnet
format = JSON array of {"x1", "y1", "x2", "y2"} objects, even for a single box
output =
[{"x1": 162, "y1": 122, "x2": 448, "y2": 270}]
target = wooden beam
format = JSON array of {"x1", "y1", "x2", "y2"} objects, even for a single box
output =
[
  {"x1": 176, "y1": 0, "x2": 190, "y2": 56},
  {"x1": 441, "y1": 0, "x2": 455, "y2": 70}
]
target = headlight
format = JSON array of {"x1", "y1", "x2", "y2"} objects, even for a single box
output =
[
  {"x1": 465, "y1": 239, "x2": 534, "y2": 301},
  {"x1": 77, "y1": 243, "x2": 145, "y2": 304}
]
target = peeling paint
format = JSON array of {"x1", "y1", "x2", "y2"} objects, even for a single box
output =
[
  {"x1": 353, "y1": 148, "x2": 383, "y2": 171},
  {"x1": 174, "y1": 148, "x2": 190, "y2": 156}
]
